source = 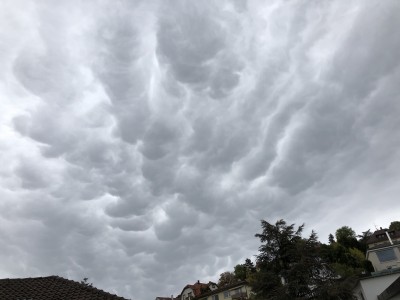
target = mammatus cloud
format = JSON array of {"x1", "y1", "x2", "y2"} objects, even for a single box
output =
[{"x1": 1, "y1": 1, "x2": 400, "y2": 299}]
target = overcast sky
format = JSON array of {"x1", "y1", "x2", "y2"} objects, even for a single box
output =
[{"x1": 1, "y1": 0, "x2": 400, "y2": 299}]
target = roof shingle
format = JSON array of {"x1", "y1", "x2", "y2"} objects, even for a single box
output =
[{"x1": 0, "y1": 276, "x2": 129, "y2": 300}]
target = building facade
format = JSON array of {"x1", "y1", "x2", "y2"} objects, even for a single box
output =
[
  {"x1": 354, "y1": 228, "x2": 400, "y2": 300},
  {"x1": 196, "y1": 281, "x2": 251, "y2": 300}
]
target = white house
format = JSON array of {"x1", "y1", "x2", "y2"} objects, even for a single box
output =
[{"x1": 353, "y1": 228, "x2": 400, "y2": 300}]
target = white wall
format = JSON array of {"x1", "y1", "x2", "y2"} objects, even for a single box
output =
[{"x1": 359, "y1": 273, "x2": 400, "y2": 300}]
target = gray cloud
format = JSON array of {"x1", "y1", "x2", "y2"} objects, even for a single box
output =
[{"x1": 1, "y1": 1, "x2": 400, "y2": 300}]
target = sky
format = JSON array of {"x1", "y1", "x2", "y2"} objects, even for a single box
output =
[{"x1": 1, "y1": 0, "x2": 400, "y2": 299}]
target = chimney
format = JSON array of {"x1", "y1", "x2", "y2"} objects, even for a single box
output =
[{"x1": 197, "y1": 280, "x2": 200, "y2": 284}]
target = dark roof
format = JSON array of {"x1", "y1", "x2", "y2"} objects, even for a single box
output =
[
  {"x1": 378, "y1": 275, "x2": 400, "y2": 300},
  {"x1": 367, "y1": 229, "x2": 400, "y2": 245},
  {"x1": 0, "y1": 276, "x2": 129, "y2": 300}
]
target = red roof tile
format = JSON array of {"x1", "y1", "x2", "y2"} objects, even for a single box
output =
[{"x1": 0, "y1": 276, "x2": 129, "y2": 300}]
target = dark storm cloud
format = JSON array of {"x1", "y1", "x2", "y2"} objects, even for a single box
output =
[{"x1": 1, "y1": 1, "x2": 400, "y2": 300}]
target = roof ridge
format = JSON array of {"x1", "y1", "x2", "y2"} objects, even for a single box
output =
[{"x1": 51, "y1": 276, "x2": 127, "y2": 298}]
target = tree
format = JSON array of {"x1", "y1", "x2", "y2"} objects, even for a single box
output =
[
  {"x1": 218, "y1": 272, "x2": 237, "y2": 287},
  {"x1": 357, "y1": 229, "x2": 372, "y2": 253},
  {"x1": 244, "y1": 258, "x2": 256, "y2": 274},
  {"x1": 234, "y1": 258, "x2": 256, "y2": 281},
  {"x1": 389, "y1": 221, "x2": 400, "y2": 231},
  {"x1": 335, "y1": 226, "x2": 359, "y2": 249},
  {"x1": 234, "y1": 264, "x2": 247, "y2": 281},
  {"x1": 328, "y1": 234, "x2": 335, "y2": 244},
  {"x1": 250, "y1": 220, "x2": 356, "y2": 299}
]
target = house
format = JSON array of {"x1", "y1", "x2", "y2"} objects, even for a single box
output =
[
  {"x1": 180, "y1": 280, "x2": 218, "y2": 300},
  {"x1": 155, "y1": 296, "x2": 180, "y2": 300},
  {"x1": 353, "y1": 228, "x2": 400, "y2": 300},
  {"x1": 160, "y1": 280, "x2": 251, "y2": 300},
  {"x1": 366, "y1": 229, "x2": 400, "y2": 272},
  {"x1": 196, "y1": 281, "x2": 251, "y2": 300},
  {"x1": 0, "y1": 275, "x2": 129, "y2": 300}
]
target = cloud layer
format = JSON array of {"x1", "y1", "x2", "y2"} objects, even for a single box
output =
[{"x1": 1, "y1": 1, "x2": 400, "y2": 299}]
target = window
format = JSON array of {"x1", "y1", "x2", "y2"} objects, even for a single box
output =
[
  {"x1": 232, "y1": 289, "x2": 241, "y2": 295},
  {"x1": 376, "y1": 248, "x2": 396, "y2": 262},
  {"x1": 212, "y1": 295, "x2": 219, "y2": 300},
  {"x1": 224, "y1": 291, "x2": 230, "y2": 299}
]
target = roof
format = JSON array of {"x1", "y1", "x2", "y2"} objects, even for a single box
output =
[
  {"x1": 180, "y1": 281, "x2": 215, "y2": 298},
  {"x1": 195, "y1": 281, "x2": 248, "y2": 299},
  {"x1": 367, "y1": 229, "x2": 400, "y2": 245},
  {"x1": 0, "y1": 276, "x2": 129, "y2": 300},
  {"x1": 378, "y1": 275, "x2": 400, "y2": 300},
  {"x1": 156, "y1": 297, "x2": 180, "y2": 300}
]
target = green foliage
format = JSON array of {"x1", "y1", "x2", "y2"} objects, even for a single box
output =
[
  {"x1": 251, "y1": 220, "x2": 350, "y2": 299},
  {"x1": 348, "y1": 248, "x2": 364, "y2": 265},
  {"x1": 389, "y1": 221, "x2": 400, "y2": 231},
  {"x1": 218, "y1": 271, "x2": 238, "y2": 287},
  {"x1": 247, "y1": 268, "x2": 282, "y2": 299},
  {"x1": 313, "y1": 277, "x2": 357, "y2": 300},
  {"x1": 328, "y1": 234, "x2": 335, "y2": 244},
  {"x1": 234, "y1": 264, "x2": 247, "y2": 281},
  {"x1": 234, "y1": 258, "x2": 256, "y2": 281},
  {"x1": 255, "y1": 219, "x2": 304, "y2": 273},
  {"x1": 335, "y1": 226, "x2": 359, "y2": 249},
  {"x1": 236, "y1": 220, "x2": 400, "y2": 299},
  {"x1": 320, "y1": 242, "x2": 371, "y2": 278},
  {"x1": 357, "y1": 229, "x2": 372, "y2": 253}
]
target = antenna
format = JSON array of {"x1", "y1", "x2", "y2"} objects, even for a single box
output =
[{"x1": 374, "y1": 223, "x2": 378, "y2": 230}]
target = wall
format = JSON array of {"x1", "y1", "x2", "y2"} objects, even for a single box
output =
[
  {"x1": 359, "y1": 273, "x2": 400, "y2": 300},
  {"x1": 199, "y1": 284, "x2": 251, "y2": 300},
  {"x1": 367, "y1": 246, "x2": 400, "y2": 272}
]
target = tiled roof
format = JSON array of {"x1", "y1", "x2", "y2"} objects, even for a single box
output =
[
  {"x1": 195, "y1": 281, "x2": 248, "y2": 299},
  {"x1": 180, "y1": 282, "x2": 211, "y2": 298},
  {"x1": 0, "y1": 276, "x2": 129, "y2": 300}
]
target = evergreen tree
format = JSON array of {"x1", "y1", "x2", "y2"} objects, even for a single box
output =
[
  {"x1": 249, "y1": 220, "x2": 354, "y2": 299},
  {"x1": 328, "y1": 234, "x2": 335, "y2": 244}
]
